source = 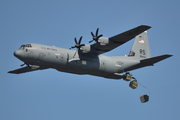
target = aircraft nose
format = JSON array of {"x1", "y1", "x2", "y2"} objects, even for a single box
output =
[{"x1": 14, "y1": 50, "x2": 23, "y2": 58}]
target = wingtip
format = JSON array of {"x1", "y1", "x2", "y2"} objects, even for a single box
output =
[
  {"x1": 142, "y1": 24, "x2": 151, "y2": 28},
  {"x1": 137, "y1": 25, "x2": 151, "y2": 31},
  {"x1": 8, "y1": 71, "x2": 14, "y2": 74},
  {"x1": 8, "y1": 70, "x2": 19, "y2": 74},
  {"x1": 166, "y1": 54, "x2": 173, "y2": 57}
]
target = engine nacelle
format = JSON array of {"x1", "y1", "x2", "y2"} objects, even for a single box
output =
[
  {"x1": 80, "y1": 45, "x2": 91, "y2": 53},
  {"x1": 98, "y1": 37, "x2": 110, "y2": 45}
]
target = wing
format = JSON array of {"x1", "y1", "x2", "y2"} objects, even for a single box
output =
[
  {"x1": 8, "y1": 65, "x2": 47, "y2": 74},
  {"x1": 88, "y1": 25, "x2": 151, "y2": 55}
]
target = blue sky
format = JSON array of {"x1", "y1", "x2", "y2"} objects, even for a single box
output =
[{"x1": 0, "y1": 0, "x2": 179, "y2": 120}]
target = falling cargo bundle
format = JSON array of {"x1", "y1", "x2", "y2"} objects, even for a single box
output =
[
  {"x1": 123, "y1": 72, "x2": 150, "y2": 103},
  {"x1": 129, "y1": 79, "x2": 138, "y2": 89},
  {"x1": 123, "y1": 72, "x2": 132, "y2": 81},
  {"x1": 140, "y1": 95, "x2": 149, "y2": 103}
]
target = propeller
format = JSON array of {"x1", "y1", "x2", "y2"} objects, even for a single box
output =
[
  {"x1": 89, "y1": 28, "x2": 103, "y2": 43},
  {"x1": 70, "y1": 36, "x2": 85, "y2": 50}
]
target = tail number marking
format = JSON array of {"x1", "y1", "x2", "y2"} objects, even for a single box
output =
[{"x1": 140, "y1": 49, "x2": 145, "y2": 55}]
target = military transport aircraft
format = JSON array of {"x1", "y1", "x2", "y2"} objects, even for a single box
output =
[{"x1": 8, "y1": 25, "x2": 172, "y2": 80}]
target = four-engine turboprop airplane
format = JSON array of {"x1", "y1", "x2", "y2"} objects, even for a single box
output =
[{"x1": 8, "y1": 25, "x2": 172, "y2": 80}]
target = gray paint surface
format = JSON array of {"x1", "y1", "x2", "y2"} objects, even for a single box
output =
[{"x1": 8, "y1": 25, "x2": 172, "y2": 80}]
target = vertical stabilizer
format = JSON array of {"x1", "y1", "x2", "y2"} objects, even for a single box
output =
[{"x1": 129, "y1": 31, "x2": 151, "y2": 60}]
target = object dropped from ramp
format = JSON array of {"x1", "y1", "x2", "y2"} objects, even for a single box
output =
[
  {"x1": 129, "y1": 79, "x2": 138, "y2": 89},
  {"x1": 140, "y1": 95, "x2": 149, "y2": 103}
]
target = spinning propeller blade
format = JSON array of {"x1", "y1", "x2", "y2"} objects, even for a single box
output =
[
  {"x1": 70, "y1": 36, "x2": 85, "y2": 50},
  {"x1": 89, "y1": 28, "x2": 103, "y2": 43}
]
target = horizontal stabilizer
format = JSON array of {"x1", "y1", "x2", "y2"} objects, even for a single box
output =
[
  {"x1": 125, "y1": 54, "x2": 172, "y2": 71},
  {"x1": 140, "y1": 54, "x2": 172, "y2": 66}
]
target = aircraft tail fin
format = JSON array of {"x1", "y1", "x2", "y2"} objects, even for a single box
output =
[{"x1": 129, "y1": 31, "x2": 151, "y2": 60}]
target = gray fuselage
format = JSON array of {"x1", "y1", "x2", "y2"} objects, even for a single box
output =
[{"x1": 14, "y1": 43, "x2": 140, "y2": 79}]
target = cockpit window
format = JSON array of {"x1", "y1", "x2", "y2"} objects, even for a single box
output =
[
  {"x1": 25, "y1": 44, "x2": 32, "y2": 47},
  {"x1": 19, "y1": 44, "x2": 32, "y2": 50},
  {"x1": 19, "y1": 45, "x2": 25, "y2": 50}
]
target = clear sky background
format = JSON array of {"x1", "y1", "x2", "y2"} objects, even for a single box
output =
[{"x1": 0, "y1": 0, "x2": 179, "y2": 120}]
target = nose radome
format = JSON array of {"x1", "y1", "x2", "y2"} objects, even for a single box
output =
[{"x1": 14, "y1": 50, "x2": 22, "y2": 58}]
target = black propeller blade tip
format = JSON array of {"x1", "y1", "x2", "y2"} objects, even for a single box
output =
[
  {"x1": 71, "y1": 36, "x2": 84, "y2": 50},
  {"x1": 89, "y1": 28, "x2": 103, "y2": 43}
]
